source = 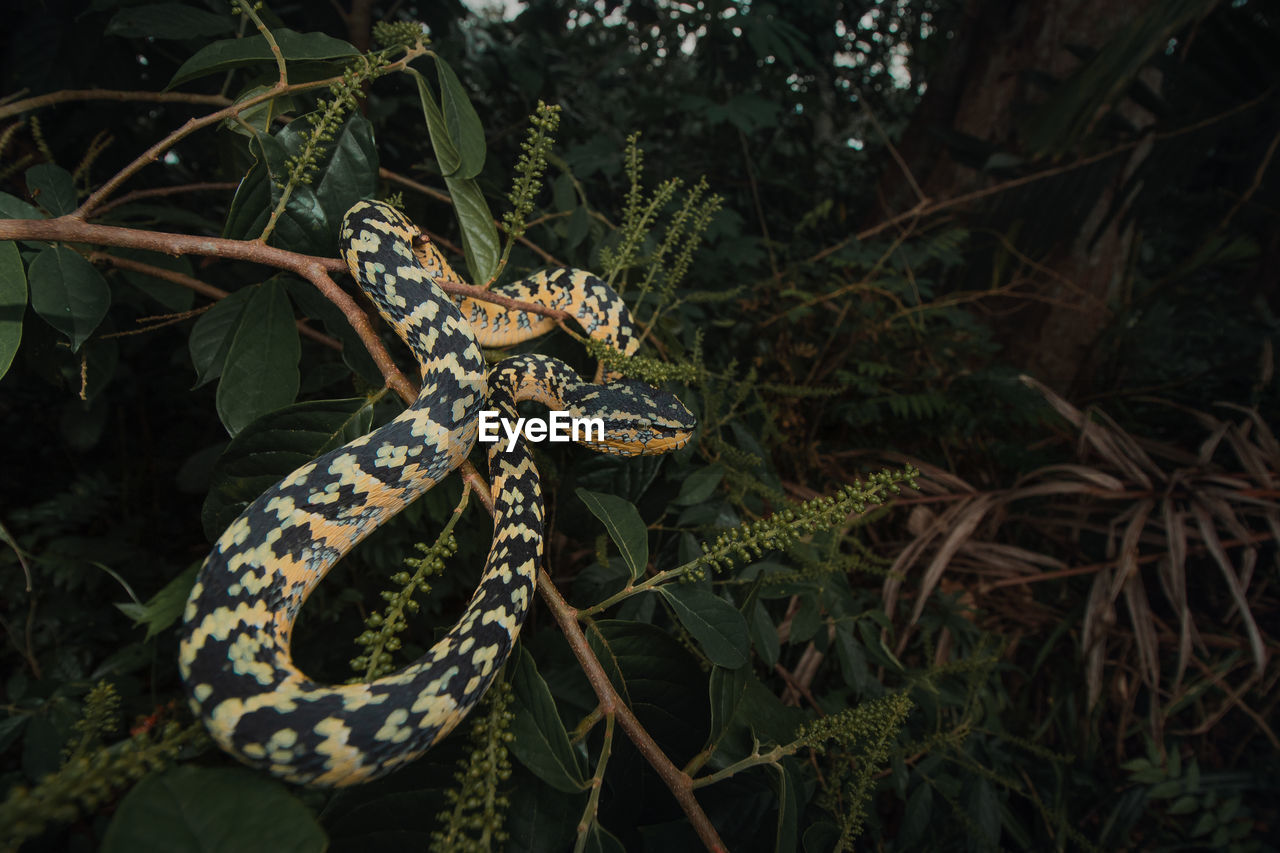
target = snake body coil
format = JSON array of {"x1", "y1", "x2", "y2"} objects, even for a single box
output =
[{"x1": 179, "y1": 201, "x2": 694, "y2": 786}]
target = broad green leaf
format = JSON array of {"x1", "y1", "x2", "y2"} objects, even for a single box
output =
[
  {"x1": 189, "y1": 287, "x2": 254, "y2": 387},
  {"x1": 585, "y1": 621, "x2": 709, "y2": 762},
  {"x1": 510, "y1": 647, "x2": 585, "y2": 793},
  {"x1": 168, "y1": 28, "x2": 358, "y2": 90},
  {"x1": 771, "y1": 758, "x2": 804, "y2": 853},
  {"x1": 412, "y1": 69, "x2": 461, "y2": 176},
  {"x1": 434, "y1": 55, "x2": 486, "y2": 179},
  {"x1": 803, "y1": 823, "x2": 842, "y2": 853},
  {"x1": 282, "y1": 278, "x2": 381, "y2": 386},
  {"x1": 789, "y1": 594, "x2": 820, "y2": 643},
  {"x1": 900, "y1": 783, "x2": 933, "y2": 848},
  {"x1": 28, "y1": 246, "x2": 110, "y2": 351},
  {"x1": 0, "y1": 192, "x2": 43, "y2": 221},
  {"x1": 215, "y1": 280, "x2": 300, "y2": 436},
  {"x1": 674, "y1": 464, "x2": 724, "y2": 505},
  {"x1": 661, "y1": 585, "x2": 749, "y2": 669},
  {"x1": 707, "y1": 663, "x2": 748, "y2": 747},
  {"x1": 115, "y1": 563, "x2": 199, "y2": 640},
  {"x1": 575, "y1": 488, "x2": 648, "y2": 580},
  {"x1": 0, "y1": 241, "x2": 25, "y2": 381},
  {"x1": 835, "y1": 623, "x2": 872, "y2": 692},
  {"x1": 106, "y1": 3, "x2": 233, "y2": 40},
  {"x1": 25, "y1": 164, "x2": 77, "y2": 217},
  {"x1": 224, "y1": 114, "x2": 377, "y2": 256},
  {"x1": 446, "y1": 176, "x2": 500, "y2": 285},
  {"x1": 110, "y1": 248, "x2": 195, "y2": 312},
  {"x1": 505, "y1": 768, "x2": 583, "y2": 853},
  {"x1": 747, "y1": 590, "x2": 780, "y2": 669},
  {"x1": 583, "y1": 823, "x2": 625, "y2": 853},
  {"x1": 102, "y1": 766, "x2": 325, "y2": 853},
  {"x1": 201, "y1": 395, "x2": 374, "y2": 539}
]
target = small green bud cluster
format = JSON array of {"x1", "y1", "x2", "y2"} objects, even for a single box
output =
[
  {"x1": 430, "y1": 682, "x2": 515, "y2": 852},
  {"x1": 502, "y1": 102, "x2": 562, "y2": 247},
  {"x1": 281, "y1": 60, "x2": 367, "y2": 190},
  {"x1": 351, "y1": 531, "x2": 457, "y2": 681},
  {"x1": 798, "y1": 692, "x2": 913, "y2": 847},
  {"x1": 64, "y1": 680, "x2": 120, "y2": 761},
  {"x1": 695, "y1": 467, "x2": 918, "y2": 575},
  {"x1": 372, "y1": 20, "x2": 429, "y2": 50},
  {"x1": 0, "y1": 718, "x2": 205, "y2": 848},
  {"x1": 582, "y1": 336, "x2": 698, "y2": 385}
]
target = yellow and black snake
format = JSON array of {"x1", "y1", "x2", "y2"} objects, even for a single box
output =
[{"x1": 178, "y1": 200, "x2": 695, "y2": 786}]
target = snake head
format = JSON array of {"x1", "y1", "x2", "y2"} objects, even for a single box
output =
[{"x1": 566, "y1": 379, "x2": 696, "y2": 456}]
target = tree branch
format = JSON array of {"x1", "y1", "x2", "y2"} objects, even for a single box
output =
[{"x1": 536, "y1": 568, "x2": 728, "y2": 852}]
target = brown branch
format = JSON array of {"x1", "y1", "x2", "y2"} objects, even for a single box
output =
[
  {"x1": 984, "y1": 529, "x2": 1275, "y2": 590},
  {"x1": 92, "y1": 181, "x2": 239, "y2": 218},
  {"x1": 0, "y1": 89, "x2": 232, "y2": 122},
  {"x1": 811, "y1": 86, "x2": 1278, "y2": 259},
  {"x1": 0, "y1": 215, "x2": 417, "y2": 402},
  {"x1": 537, "y1": 569, "x2": 728, "y2": 852},
  {"x1": 70, "y1": 47, "x2": 426, "y2": 221}
]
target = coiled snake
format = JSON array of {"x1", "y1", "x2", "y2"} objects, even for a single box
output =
[{"x1": 178, "y1": 200, "x2": 695, "y2": 786}]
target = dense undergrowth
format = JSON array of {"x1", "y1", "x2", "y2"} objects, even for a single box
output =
[{"x1": 1, "y1": 1, "x2": 1277, "y2": 851}]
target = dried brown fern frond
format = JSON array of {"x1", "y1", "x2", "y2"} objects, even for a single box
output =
[{"x1": 867, "y1": 378, "x2": 1278, "y2": 740}]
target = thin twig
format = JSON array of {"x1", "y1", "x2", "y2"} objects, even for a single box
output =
[
  {"x1": 811, "y1": 87, "x2": 1277, "y2": 258},
  {"x1": 0, "y1": 215, "x2": 417, "y2": 402},
  {"x1": 90, "y1": 252, "x2": 341, "y2": 350},
  {"x1": 537, "y1": 569, "x2": 728, "y2": 852},
  {"x1": 92, "y1": 181, "x2": 239, "y2": 218},
  {"x1": 0, "y1": 89, "x2": 232, "y2": 121}
]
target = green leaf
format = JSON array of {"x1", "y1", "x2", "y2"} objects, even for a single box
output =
[
  {"x1": 168, "y1": 28, "x2": 358, "y2": 90},
  {"x1": 28, "y1": 246, "x2": 110, "y2": 351},
  {"x1": 224, "y1": 114, "x2": 377, "y2": 256},
  {"x1": 25, "y1": 164, "x2": 77, "y2": 217},
  {"x1": 413, "y1": 69, "x2": 461, "y2": 177},
  {"x1": 835, "y1": 623, "x2": 872, "y2": 692},
  {"x1": 748, "y1": 599, "x2": 780, "y2": 669},
  {"x1": 0, "y1": 241, "x2": 26, "y2": 381},
  {"x1": 706, "y1": 663, "x2": 748, "y2": 747},
  {"x1": 215, "y1": 280, "x2": 300, "y2": 436},
  {"x1": 900, "y1": 783, "x2": 933, "y2": 848},
  {"x1": 661, "y1": 585, "x2": 749, "y2": 669},
  {"x1": 585, "y1": 620, "x2": 709, "y2": 760},
  {"x1": 102, "y1": 765, "x2": 326, "y2": 853},
  {"x1": 115, "y1": 563, "x2": 199, "y2": 640},
  {"x1": 0, "y1": 192, "x2": 43, "y2": 221},
  {"x1": 282, "y1": 278, "x2": 381, "y2": 386},
  {"x1": 674, "y1": 464, "x2": 723, "y2": 505},
  {"x1": 201, "y1": 396, "x2": 375, "y2": 539},
  {"x1": 189, "y1": 287, "x2": 254, "y2": 388},
  {"x1": 509, "y1": 647, "x2": 585, "y2": 793},
  {"x1": 111, "y1": 248, "x2": 195, "y2": 312},
  {"x1": 434, "y1": 55, "x2": 486, "y2": 179},
  {"x1": 771, "y1": 759, "x2": 804, "y2": 853},
  {"x1": 445, "y1": 175, "x2": 500, "y2": 286},
  {"x1": 106, "y1": 3, "x2": 234, "y2": 40},
  {"x1": 583, "y1": 823, "x2": 625, "y2": 853},
  {"x1": 575, "y1": 488, "x2": 648, "y2": 580}
]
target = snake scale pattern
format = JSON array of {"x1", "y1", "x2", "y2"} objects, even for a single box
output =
[{"x1": 178, "y1": 200, "x2": 695, "y2": 786}]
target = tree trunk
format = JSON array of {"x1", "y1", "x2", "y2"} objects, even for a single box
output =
[{"x1": 872, "y1": 0, "x2": 1175, "y2": 391}]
